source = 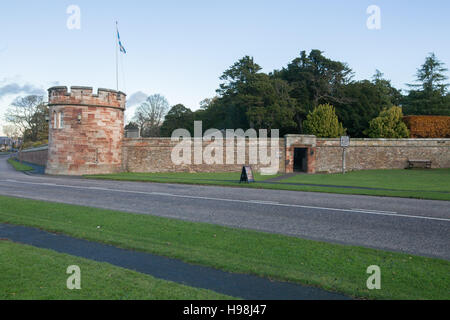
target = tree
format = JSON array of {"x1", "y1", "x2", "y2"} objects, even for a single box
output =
[
  {"x1": 212, "y1": 56, "x2": 263, "y2": 130},
  {"x1": 4, "y1": 95, "x2": 48, "y2": 142},
  {"x1": 274, "y1": 50, "x2": 354, "y2": 132},
  {"x1": 133, "y1": 94, "x2": 169, "y2": 137},
  {"x1": 334, "y1": 71, "x2": 402, "y2": 137},
  {"x1": 197, "y1": 56, "x2": 297, "y2": 134},
  {"x1": 2, "y1": 125, "x2": 20, "y2": 149},
  {"x1": 366, "y1": 106, "x2": 410, "y2": 138},
  {"x1": 245, "y1": 76, "x2": 297, "y2": 134},
  {"x1": 403, "y1": 53, "x2": 450, "y2": 115},
  {"x1": 303, "y1": 104, "x2": 346, "y2": 138},
  {"x1": 217, "y1": 56, "x2": 262, "y2": 97},
  {"x1": 160, "y1": 104, "x2": 194, "y2": 137},
  {"x1": 408, "y1": 53, "x2": 448, "y2": 93},
  {"x1": 2, "y1": 124, "x2": 20, "y2": 139}
]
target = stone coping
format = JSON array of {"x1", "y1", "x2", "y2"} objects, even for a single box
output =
[{"x1": 20, "y1": 145, "x2": 49, "y2": 153}]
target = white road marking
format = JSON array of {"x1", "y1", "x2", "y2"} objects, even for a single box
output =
[
  {"x1": 151, "y1": 192, "x2": 175, "y2": 196},
  {"x1": 249, "y1": 200, "x2": 280, "y2": 205},
  {"x1": 352, "y1": 208, "x2": 398, "y2": 214},
  {"x1": 1, "y1": 179, "x2": 450, "y2": 222}
]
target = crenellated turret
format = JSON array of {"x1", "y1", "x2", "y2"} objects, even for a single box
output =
[{"x1": 46, "y1": 86, "x2": 126, "y2": 175}]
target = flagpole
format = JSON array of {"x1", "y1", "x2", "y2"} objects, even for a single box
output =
[{"x1": 115, "y1": 21, "x2": 119, "y2": 91}]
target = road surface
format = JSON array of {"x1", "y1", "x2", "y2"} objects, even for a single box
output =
[{"x1": 1, "y1": 154, "x2": 449, "y2": 260}]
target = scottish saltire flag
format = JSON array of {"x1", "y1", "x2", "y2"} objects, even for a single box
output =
[{"x1": 117, "y1": 24, "x2": 127, "y2": 54}]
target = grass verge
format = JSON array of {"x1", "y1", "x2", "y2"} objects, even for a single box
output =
[
  {"x1": 7, "y1": 158, "x2": 33, "y2": 172},
  {"x1": 0, "y1": 195, "x2": 448, "y2": 300},
  {"x1": 85, "y1": 169, "x2": 450, "y2": 201},
  {"x1": 0, "y1": 241, "x2": 233, "y2": 300}
]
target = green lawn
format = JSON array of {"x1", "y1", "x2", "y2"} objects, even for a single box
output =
[
  {"x1": 1, "y1": 195, "x2": 448, "y2": 300},
  {"x1": 281, "y1": 169, "x2": 450, "y2": 192},
  {"x1": 86, "y1": 171, "x2": 279, "y2": 185},
  {"x1": 0, "y1": 241, "x2": 233, "y2": 300},
  {"x1": 85, "y1": 169, "x2": 450, "y2": 201},
  {"x1": 7, "y1": 158, "x2": 34, "y2": 172}
]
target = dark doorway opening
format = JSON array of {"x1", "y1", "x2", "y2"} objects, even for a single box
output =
[{"x1": 294, "y1": 148, "x2": 308, "y2": 172}]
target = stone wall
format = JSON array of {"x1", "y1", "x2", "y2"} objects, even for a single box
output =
[
  {"x1": 121, "y1": 136, "x2": 450, "y2": 175},
  {"x1": 315, "y1": 138, "x2": 450, "y2": 174},
  {"x1": 123, "y1": 138, "x2": 285, "y2": 174},
  {"x1": 18, "y1": 146, "x2": 48, "y2": 167}
]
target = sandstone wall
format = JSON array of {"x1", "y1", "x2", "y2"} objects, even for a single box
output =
[
  {"x1": 46, "y1": 86, "x2": 125, "y2": 176},
  {"x1": 18, "y1": 146, "x2": 48, "y2": 167},
  {"x1": 123, "y1": 138, "x2": 285, "y2": 174},
  {"x1": 315, "y1": 138, "x2": 450, "y2": 173}
]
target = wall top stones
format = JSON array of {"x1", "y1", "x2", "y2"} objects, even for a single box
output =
[
  {"x1": 285, "y1": 135, "x2": 316, "y2": 147},
  {"x1": 48, "y1": 86, "x2": 126, "y2": 110},
  {"x1": 316, "y1": 138, "x2": 450, "y2": 147}
]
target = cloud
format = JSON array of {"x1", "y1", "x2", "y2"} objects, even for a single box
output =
[
  {"x1": 125, "y1": 91, "x2": 149, "y2": 124},
  {"x1": 0, "y1": 83, "x2": 46, "y2": 100},
  {"x1": 0, "y1": 82, "x2": 46, "y2": 136},
  {"x1": 126, "y1": 91, "x2": 148, "y2": 108}
]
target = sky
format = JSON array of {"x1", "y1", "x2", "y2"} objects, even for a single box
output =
[{"x1": 1, "y1": 0, "x2": 449, "y2": 135}]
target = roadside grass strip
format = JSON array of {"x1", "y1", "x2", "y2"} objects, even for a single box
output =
[
  {"x1": 0, "y1": 241, "x2": 233, "y2": 300},
  {"x1": 7, "y1": 158, "x2": 34, "y2": 172},
  {"x1": 85, "y1": 169, "x2": 450, "y2": 201},
  {"x1": 0, "y1": 195, "x2": 449, "y2": 300}
]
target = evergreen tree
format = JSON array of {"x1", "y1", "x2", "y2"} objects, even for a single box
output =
[
  {"x1": 404, "y1": 53, "x2": 450, "y2": 115},
  {"x1": 160, "y1": 104, "x2": 194, "y2": 137},
  {"x1": 303, "y1": 104, "x2": 346, "y2": 138},
  {"x1": 366, "y1": 106, "x2": 410, "y2": 138},
  {"x1": 274, "y1": 50, "x2": 353, "y2": 133}
]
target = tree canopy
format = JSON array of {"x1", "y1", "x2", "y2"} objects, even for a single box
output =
[
  {"x1": 4, "y1": 95, "x2": 48, "y2": 143},
  {"x1": 403, "y1": 53, "x2": 450, "y2": 116},
  {"x1": 160, "y1": 104, "x2": 194, "y2": 137},
  {"x1": 146, "y1": 51, "x2": 450, "y2": 138},
  {"x1": 133, "y1": 94, "x2": 169, "y2": 137}
]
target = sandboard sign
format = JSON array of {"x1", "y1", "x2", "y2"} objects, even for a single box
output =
[{"x1": 240, "y1": 166, "x2": 255, "y2": 183}]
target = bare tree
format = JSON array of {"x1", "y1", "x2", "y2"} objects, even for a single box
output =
[
  {"x1": 2, "y1": 124, "x2": 20, "y2": 139},
  {"x1": 4, "y1": 95, "x2": 48, "y2": 141},
  {"x1": 133, "y1": 94, "x2": 169, "y2": 137}
]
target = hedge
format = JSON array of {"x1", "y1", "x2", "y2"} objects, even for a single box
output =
[{"x1": 403, "y1": 116, "x2": 450, "y2": 138}]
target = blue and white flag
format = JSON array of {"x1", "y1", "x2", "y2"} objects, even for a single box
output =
[{"x1": 117, "y1": 24, "x2": 127, "y2": 54}]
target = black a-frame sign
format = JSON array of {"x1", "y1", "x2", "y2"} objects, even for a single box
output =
[{"x1": 240, "y1": 166, "x2": 255, "y2": 183}]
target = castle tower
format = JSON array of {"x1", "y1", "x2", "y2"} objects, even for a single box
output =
[{"x1": 46, "y1": 86, "x2": 126, "y2": 175}]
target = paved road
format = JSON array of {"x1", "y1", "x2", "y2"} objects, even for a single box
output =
[{"x1": 1, "y1": 154, "x2": 449, "y2": 260}]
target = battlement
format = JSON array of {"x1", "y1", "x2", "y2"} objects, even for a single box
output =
[{"x1": 48, "y1": 86, "x2": 126, "y2": 110}]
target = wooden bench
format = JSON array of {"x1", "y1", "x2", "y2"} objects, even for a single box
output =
[{"x1": 407, "y1": 159, "x2": 432, "y2": 169}]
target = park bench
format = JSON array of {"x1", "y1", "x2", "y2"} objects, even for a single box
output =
[{"x1": 407, "y1": 159, "x2": 432, "y2": 169}]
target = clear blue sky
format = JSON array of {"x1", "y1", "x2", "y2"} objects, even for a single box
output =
[{"x1": 1, "y1": 0, "x2": 449, "y2": 133}]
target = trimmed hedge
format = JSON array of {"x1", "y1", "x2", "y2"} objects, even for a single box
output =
[{"x1": 403, "y1": 116, "x2": 450, "y2": 138}]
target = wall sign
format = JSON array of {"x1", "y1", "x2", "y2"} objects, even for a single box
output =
[{"x1": 340, "y1": 136, "x2": 350, "y2": 148}]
